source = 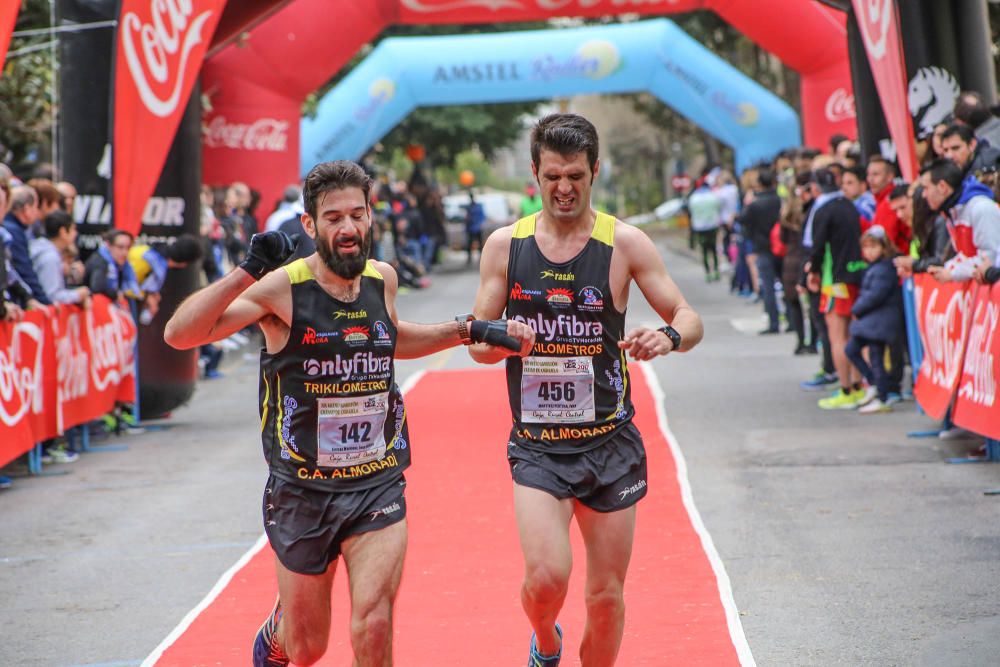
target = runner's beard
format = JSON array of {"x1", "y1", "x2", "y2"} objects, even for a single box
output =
[{"x1": 317, "y1": 228, "x2": 373, "y2": 279}]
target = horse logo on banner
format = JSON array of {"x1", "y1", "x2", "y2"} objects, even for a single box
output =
[{"x1": 908, "y1": 67, "x2": 960, "y2": 139}]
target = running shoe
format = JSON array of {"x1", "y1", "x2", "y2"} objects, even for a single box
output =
[
  {"x1": 47, "y1": 446, "x2": 79, "y2": 464},
  {"x1": 252, "y1": 597, "x2": 289, "y2": 667},
  {"x1": 859, "y1": 398, "x2": 892, "y2": 414},
  {"x1": 0, "y1": 476, "x2": 11, "y2": 490},
  {"x1": 818, "y1": 388, "x2": 863, "y2": 410},
  {"x1": 527, "y1": 623, "x2": 563, "y2": 667},
  {"x1": 800, "y1": 372, "x2": 838, "y2": 391},
  {"x1": 856, "y1": 385, "x2": 877, "y2": 407},
  {"x1": 884, "y1": 392, "x2": 903, "y2": 406}
]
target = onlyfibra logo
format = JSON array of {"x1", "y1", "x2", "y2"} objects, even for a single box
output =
[
  {"x1": 354, "y1": 78, "x2": 396, "y2": 122},
  {"x1": 532, "y1": 39, "x2": 621, "y2": 82}
]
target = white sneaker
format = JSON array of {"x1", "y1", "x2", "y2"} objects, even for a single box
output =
[
  {"x1": 856, "y1": 385, "x2": 878, "y2": 407},
  {"x1": 48, "y1": 447, "x2": 80, "y2": 463},
  {"x1": 858, "y1": 398, "x2": 891, "y2": 414}
]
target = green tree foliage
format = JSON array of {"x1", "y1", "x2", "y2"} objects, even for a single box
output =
[
  {"x1": 379, "y1": 102, "x2": 536, "y2": 168},
  {"x1": 0, "y1": 0, "x2": 54, "y2": 167}
]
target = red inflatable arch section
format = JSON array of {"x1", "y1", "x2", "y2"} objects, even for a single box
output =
[{"x1": 202, "y1": 0, "x2": 854, "y2": 213}]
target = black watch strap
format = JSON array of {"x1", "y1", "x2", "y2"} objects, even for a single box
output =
[
  {"x1": 455, "y1": 313, "x2": 474, "y2": 344},
  {"x1": 658, "y1": 324, "x2": 682, "y2": 351}
]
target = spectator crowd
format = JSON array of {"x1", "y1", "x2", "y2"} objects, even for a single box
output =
[{"x1": 681, "y1": 90, "x2": 1000, "y2": 431}]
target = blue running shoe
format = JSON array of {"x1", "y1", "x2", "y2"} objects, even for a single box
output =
[
  {"x1": 527, "y1": 622, "x2": 563, "y2": 667},
  {"x1": 252, "y1": 597, "x2": 288, "y2": 667},
  {"x1": 800, "y1": 372, "x2": 838, "y2": 391}
]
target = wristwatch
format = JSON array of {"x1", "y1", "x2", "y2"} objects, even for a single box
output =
[
  {"x1": 455, "y1": 313, "x2": 474, "y2": 345},
  {"x1": 657, "y1": 324, "x2": 682, "y2": 351}
]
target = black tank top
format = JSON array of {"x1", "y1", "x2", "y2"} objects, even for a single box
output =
[
  {"x1": 259, "y1": 259, "x2": 410, "y2": 490},
  {"x1": 505, "y1": 212, "x2": 634, "y2": 453}
]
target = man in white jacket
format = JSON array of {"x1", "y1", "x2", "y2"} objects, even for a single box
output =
[{"x1": 922, "y1": 159, "x2": 1000, "y2": 282}]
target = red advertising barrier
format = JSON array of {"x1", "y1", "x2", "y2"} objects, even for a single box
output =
[
  {"x1": 912, "y1": 274, "x2": 974, "y2": 421},
  {"x1": 953, "y1": 282, "x2": 1000, "y2": 440},
  {"x1": 0, "y1": 296, "x2": 136, "y2": 468}
]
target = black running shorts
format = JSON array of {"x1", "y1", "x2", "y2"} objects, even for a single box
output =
[
  {"x1": 263, "y1": 473, "x2": 407, "y2": 575},
  {"x1": 507, "y1": 422, "x2": 648, "y2": 512}
]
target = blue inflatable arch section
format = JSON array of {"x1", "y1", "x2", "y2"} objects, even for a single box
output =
[{"x1": 301, "y1": 19, "x2": 801, "y2": 173}]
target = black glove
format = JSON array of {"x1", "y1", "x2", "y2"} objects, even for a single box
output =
[
  {"x1": 470, "y1": 319, "x2": 521, "y2": 352},
  {"x1": 239, "y1": 232, "x2": 298, "y2": 280}
]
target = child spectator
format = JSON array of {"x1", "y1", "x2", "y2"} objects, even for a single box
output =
[{"x1": 845, "y1": 226, "x2": 903, "y2": 414}]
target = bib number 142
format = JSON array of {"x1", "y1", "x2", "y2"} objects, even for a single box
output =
[{"x1": 339, "y1": 421, "x2": 372, "y2": 443}]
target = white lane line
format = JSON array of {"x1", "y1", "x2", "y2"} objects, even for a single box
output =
[
  {"x1": 139, "y1": 533, "x2": 269, "y2": 667},
  {"x1": 639, "y1": 361, "x2": 757, "y2": 667},
  {"x1": 141, "y1": 371, "x2": 430, "y2": 666}
]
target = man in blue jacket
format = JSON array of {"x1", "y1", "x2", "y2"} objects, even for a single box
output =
[{"x1": 2, "y1": 185, "x2": 51, "y2": 305}]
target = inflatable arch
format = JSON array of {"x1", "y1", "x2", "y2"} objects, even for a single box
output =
[
  {"x1": 301, "y1": 19, "x2": 800, "y2": 173},
  {"x1": 203, "y1": 0, "x2": 852, "y2": 210}
]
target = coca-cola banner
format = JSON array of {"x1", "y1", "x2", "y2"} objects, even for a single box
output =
[
  {"x1": 953, "y1": 283, "x2": 1000, "y2": 440},
  {"x1": 0, "y1": 2, "x2": 17, "y2": 72},
  {"x1": 912, "y1": 275, "x2": 974, "y2": 421},
  {"x1": 201, "y1": 99, "x2": 301, "y2": 208},
  {"x1": 113, "y1": 0, "x2": 226, "y2": 235},
  {"x1": 850, "y1": 0, "x2": 918, "y2": 181},
  {"x1": 0, "y1": 297, "x2": 136, "y2": 468}
]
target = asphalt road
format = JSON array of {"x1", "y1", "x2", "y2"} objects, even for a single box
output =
[{"x1": 2, "y1": 232, "x2": 999, "y2": 666}]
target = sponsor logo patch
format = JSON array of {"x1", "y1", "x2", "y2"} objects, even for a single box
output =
[
  {"x1": 578, "y1": 286, "x2": 604, "y2": 311},
  {"x1": 545, "y1": 288, "x2": 574, "y2": 307}
]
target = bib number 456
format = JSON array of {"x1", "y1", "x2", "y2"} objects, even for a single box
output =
[{"x1": 537, "y1": 381, "x2": 576, "y2": 402}]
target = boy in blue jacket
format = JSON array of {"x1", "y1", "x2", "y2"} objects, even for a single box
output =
[{"x1": 845, "y1": 225, "x2": 903, "y2": 414}]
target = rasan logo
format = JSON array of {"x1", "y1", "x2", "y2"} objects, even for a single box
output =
[{"x1": 121, "y1": 1, "x2": 215, "y2": 118}]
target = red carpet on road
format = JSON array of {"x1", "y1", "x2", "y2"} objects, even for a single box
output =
[{"x1": 144, "y1": 367, "x2": 750, "y2": 666}]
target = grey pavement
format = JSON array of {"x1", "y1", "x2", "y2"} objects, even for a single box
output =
[{"x1": 2, "y1": 230, "x2": 998, "y2": 666}]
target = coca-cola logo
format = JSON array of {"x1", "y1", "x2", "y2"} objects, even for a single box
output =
[
  {"x1": 825, "y1": 87, "x2": 856, "y2": 122},
  {"x1": 87, "y1": 305, "x2": 137, "y2": 391},
  {"x1": 0, "y1": 322, "x2": 44, "y2": 428},
  {"x1": 56, "y1": 311, "x2": 90, "y2": 405},
  {"x1": 202, "y1": 116, "x2": 290, "y2": 152},
  {"x1": 121, "y1": 1, "x2": 214, "y2": 118},
  {"x1": 856, "y1": 0, "x2": 893, "y2": 61},
  {"x1": 957, "y1": 295, "x2": 998, "y2": 407},
  {"x1": 919, "y1": 286, "x2": 972, "y2": 388}
]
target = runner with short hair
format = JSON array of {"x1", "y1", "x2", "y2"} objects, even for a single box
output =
[
  {"x1": 165, "y1": 160, "x2": 533, "y2": 667},
  {"x1": 470, "y1": 113, "x2": 703, "y2": 666}
]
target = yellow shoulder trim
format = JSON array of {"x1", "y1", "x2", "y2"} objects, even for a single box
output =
[
  {"x1": 591, "y1": 212, "x2": 615, "y2": 247},
  {"x1": 282, "y1": 258, "x2": 314, "y2": 284},
  {"x1": 362, "y1": 260, "x2": 383, "y2": 279},
  {"x1": 512, "y1": 214, "x2": 537, "y2": 239}
]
